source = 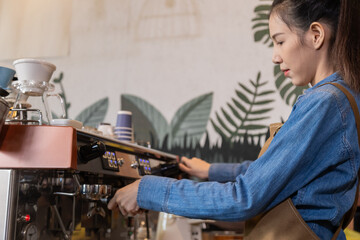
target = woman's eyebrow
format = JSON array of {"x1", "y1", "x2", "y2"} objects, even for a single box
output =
[{"x1": 271, "y1": 32, "x2": 284, "y2": 40}]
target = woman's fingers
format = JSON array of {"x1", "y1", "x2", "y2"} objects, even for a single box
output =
[
  {"x1": 107, "y1": 180, "x2": 142, "y2": 217},
  {"x1": 178, "y1": 157, "x2": 210, "y2": 179}
]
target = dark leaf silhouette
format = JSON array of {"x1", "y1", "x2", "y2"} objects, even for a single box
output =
[
  {"x1": 211, "y1": 72, "x2": 274, "y2": 142},
  {"x1": 252, "y1": 2, "x2": 273, "y2": 47},
  {"x1": 170, "y1": 93, "x2": 213, "y2": 148},
  {"x1": 75, "y1": 97, "x2": 108, "y2": 127},
  {"x1": 121, "y1": 94, "x2": 169, "y2": 147}
]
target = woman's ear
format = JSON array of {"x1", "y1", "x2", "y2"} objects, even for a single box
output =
[{"x1": 309, "y1": 22, "x2": 326, "y2": 50}]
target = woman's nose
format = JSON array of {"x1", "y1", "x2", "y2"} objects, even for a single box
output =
[{"x1": 272, "y1": 53, "x2": 282, "y2": 64}]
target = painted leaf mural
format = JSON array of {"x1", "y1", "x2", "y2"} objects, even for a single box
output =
[
  {"x1": 211, "y1": 72, "x2": 274, "y2": 142},
  {"x1": 51, "y1": 73, "x2": 109, "y2": 128},
  {"x1": 75, "y1": 97, "x2": 109, "y2": 127},
  {"x1": 121, "y1": 92, "x2": 213, "y2": 149},
  {"x1": 170, "y1": 93, "x2": 213, "y2": 148},
  {"x1": 121, "y1": 94, "x2": 169, "y2": 147},
  {"x1": 252, "y1": 1, "x2": 272, "y2": 48}
]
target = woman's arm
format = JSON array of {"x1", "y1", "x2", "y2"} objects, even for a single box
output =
[
  {"x1": 208, "y1": 161, "x2": 253, "y2": 182},
  {"x1": 179, "y1": 157, "x2": 253, "y2": 182},
  {"x1": 109, "y1": 88, "x2": 347, "y2": 221}
]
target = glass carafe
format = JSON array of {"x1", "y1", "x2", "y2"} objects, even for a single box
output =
[{"x1": 8, "y1": 80, "x2": 65, "y2": 125}]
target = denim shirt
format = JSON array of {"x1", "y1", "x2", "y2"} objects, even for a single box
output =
[{"x1": 137, "y1": 73, "x2": 360, "y2": 240}]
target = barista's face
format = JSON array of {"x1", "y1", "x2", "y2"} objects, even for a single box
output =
[{"x1": 269, "y1": 13, "x2": 320, "y2": 87}]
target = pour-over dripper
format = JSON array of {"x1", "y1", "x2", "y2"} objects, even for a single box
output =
[
  {"x1": 13, "y1": 58, "x2": 56, "y2": 96},
  {"x1": 8, "y1": 58, "x2": 65, "y2": 125}
]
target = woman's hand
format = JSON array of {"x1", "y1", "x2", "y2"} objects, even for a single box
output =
[
  {"x1": 107, "y1": 179, "x2": 143, "y2": 216},
  {"x1": 178, "y1": 156, "x2": 211, "y2": 180}
]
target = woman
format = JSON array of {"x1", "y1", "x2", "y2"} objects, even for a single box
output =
[{"x1": 108, "y1": 0, "x2": 360, "y2": 239}]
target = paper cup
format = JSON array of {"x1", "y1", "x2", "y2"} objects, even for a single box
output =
[
  {"x1": 116, "y1": 111, "x2": 132, "y2": 128},
  {"x1": 0, "y1": 66, "x2": 15, "y2": 90},
  {"x1": 98, "y1": 123, "x2": 114, "y2": 137},
  {"x1": 115, "y1": 132, "x2": 132, "y2": 137}
]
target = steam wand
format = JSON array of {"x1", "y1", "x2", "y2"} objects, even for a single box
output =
[{"x1": 145, "y1": 210, "x2": 150, "y2": 240}]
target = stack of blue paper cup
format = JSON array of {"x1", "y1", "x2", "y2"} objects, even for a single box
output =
[
  {"x1": 115, "y1": 111, "x2": 134, "y2": 142},
  {"x1": 0, "y1": 66, "x2": 15, "y2": 90}
]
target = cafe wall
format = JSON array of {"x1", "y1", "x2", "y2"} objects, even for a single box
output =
[{"x1": 0, "y1": 0, "x2": 302, "y2": 162}]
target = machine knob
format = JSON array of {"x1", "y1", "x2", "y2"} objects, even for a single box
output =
[
  {"x1": 78, "y1": 141, "x2": 106, "y2": 163},
  {"x1": 117, "y1": 158, "x2": 124, "y2": 167},
  {"x1": 130, "y1": 161, "x2": 139, "y2": 169}
]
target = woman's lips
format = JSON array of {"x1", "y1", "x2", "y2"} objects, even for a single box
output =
[{"x1": 283, "y1": 69, "x2": 290, "y2": 77}]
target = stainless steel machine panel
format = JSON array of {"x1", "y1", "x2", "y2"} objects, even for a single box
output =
[{"x1": 0, "y1": 125, "x2": 180, "y2": 240}]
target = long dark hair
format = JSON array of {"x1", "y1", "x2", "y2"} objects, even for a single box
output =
[{"x1": 270, "y1": 0, "x2": 360, "y2": 92}]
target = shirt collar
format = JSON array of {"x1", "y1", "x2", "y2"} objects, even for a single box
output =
[{"x1": 304, "y1": 72, "x2": 342, "y2": 94}]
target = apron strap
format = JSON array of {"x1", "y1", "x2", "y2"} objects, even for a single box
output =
[{"x1": 325, "y1": 82, "x2": 360, "y2": 238}]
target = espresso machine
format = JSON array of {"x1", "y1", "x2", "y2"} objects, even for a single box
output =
[
  {"x1": 0, "y1": 124, "x2": 180, "y2": 240},
  {"x1": 0, "y1": 59, "x2": 181, "y2": 240}
]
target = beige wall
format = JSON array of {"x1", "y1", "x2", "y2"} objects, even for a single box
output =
[{"x1": 0, "y1": 0, "x2": 293, "y2": 145}]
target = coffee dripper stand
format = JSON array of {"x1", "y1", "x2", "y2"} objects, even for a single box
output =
[{"x1": 6, "y1": 80, "x2": 66, "y2": 125}]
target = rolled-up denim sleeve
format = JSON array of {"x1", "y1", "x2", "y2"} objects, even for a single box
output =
[
  {"x1": 137, "y1": 175, "x2": 177, "y2": 212},
  {"x1": 209, "y1": 161, "x2": 252, "y2": 182},
  {"x1": 138, "y1": 161, "x2": 254, "y2": 211}
]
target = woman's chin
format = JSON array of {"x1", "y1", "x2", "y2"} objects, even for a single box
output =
[{"x1": 291, "y1": 79, "x2": 309, "y2": 87}]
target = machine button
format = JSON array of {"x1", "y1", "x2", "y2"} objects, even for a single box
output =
[
  {"x1": 108, "y1": 159, "x2": 113, "y2": 168},
  {"x1": 18, "y1": 214, "x2": 31, "y2": 223}
]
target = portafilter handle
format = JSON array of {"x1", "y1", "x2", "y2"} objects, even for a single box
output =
[
  {"x1": 81, "y1": 184, "x2": 112, "y2": 201},
  {"x1": 78, "y1": 141, "x2": 106, "y2": 163}
]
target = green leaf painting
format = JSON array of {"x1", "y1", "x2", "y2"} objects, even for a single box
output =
[
  {"x1": 122, "y1": 93, "x2": 213, "y2": 149},
  {"x1": 170, "y1": 93, "x2": 213, "y2": 148},
  {"x1": 75, "y1": 97, "x2": 109, "y2": 127},
  {"x1": 211, "y1": 72, "x2": 274, "y2": 142},
  {"x1": 52, "y1": 72, "x2": 108, "y2": 128},
  {"x1": 252, "y1": 1, "x2": 273, "y2": 48},
  {"x1": 121, "y1": 94, "x2": 169, "y2": 147}
]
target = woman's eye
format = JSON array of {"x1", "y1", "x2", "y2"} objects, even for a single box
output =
[{"x1": 277, "y1": 41, "x2": 284, "y2": 46}]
